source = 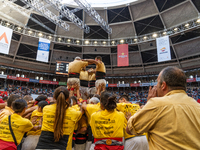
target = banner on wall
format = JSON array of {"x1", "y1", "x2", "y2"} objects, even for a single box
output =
[
  {"x1": 36, "y1": 38, "x2": 50, "y2": 62},
  {"x1": 117, "y1": 44, "x2": 129, "y2": 66},
  {"x1": 156, "y1": 36, "x2": 171, "y2": 62},
  {"x1": 0, "y1": 25, "x2": 13, "y2": 54}
]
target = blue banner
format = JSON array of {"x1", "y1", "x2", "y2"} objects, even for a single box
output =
[
  {"x1": 36, "y1": 38, "x2": 50, "y2": 62},
  {"x1": 29, "y1": 78, "x2": 39, "y2": 83}
]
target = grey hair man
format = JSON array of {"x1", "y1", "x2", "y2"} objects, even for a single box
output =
[{"x1": 89, "y1": 97, "x2": 100, "y2": 104}]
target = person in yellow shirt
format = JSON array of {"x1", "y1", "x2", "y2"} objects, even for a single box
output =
[
  {"x1": 83, "y1": 56, "x2": 106, "y2": 94},
  {"x1": 68, "y1": 57, "x2": 89, "y2": 88},
  {"x1": 127, "y1": 66, "x2": 200, "y2": 150},
  {"x1": 90, "y1": 91, "x2": 126, "y2": 150},
  {"x1": 36, "y1": 86, "x2": 82, "y2": 150},
  {"x1": 22, "y1": 101, "x2": 49, "y2": 150},
  {"x1": 88, "y1": 68, "x2": 97, "y2": 95},
  {"x1": 0, "y1": 99, "x2": 41, "y2": 150},
  {"x1": 0, "y1": 94, "x2": 21, "y2": 122},
  {"x1": 117, "y1": 95, "x2": 148, "y2": 150}
]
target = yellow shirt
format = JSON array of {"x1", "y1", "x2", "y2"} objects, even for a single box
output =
[
  {"x1": 80, "y1": 71, "x2": 89, "y2": 81},
  {"x1": 85, "y1": 103, "x2": 101, "y2": 125},
  {"x1": 27, "y1": 109, "x2": 43, "y2": 135},
  {"x1": 77, "y1": 115, "x2": 88, "y2": 134},
  {"x1": 68, "y1": 60, "x2": 88, "y2": 74},
  {"x1": 71, "y1": 105, "x2": 80, "y2": 111},
  {"x1": 96, "y1": 61, "x2": 106, "y2": 73},
  {"x1": 117, "y1": 103, "x2": 140, "y2": 139},
  {"x1": 42, "y1": 104, "x2": 82, "y2": 150},
  {"x1": 88, "y1": 73, "x2": 96, "y2": 81},
  {"x1": 0, "y1": 113, "x2": 33, "y2": 144},
  {"x1": 90, "y1": 109, "x2": 126, "y2": 138},
  {"x1": 0, "y1": 106, "x2": 14, "y2": 122},
  {"x1": 127, "y1": 90, "x2": 200, "y2": 150}
]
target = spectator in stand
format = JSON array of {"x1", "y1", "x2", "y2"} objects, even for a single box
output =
[
  {"x1": 126, "y1": 66, "x2": 200, "y2": 149},
  {"x1": 0, "y1": 94, "x2": 21, "y2": 122}
]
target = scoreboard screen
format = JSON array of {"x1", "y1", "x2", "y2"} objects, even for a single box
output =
[{"x1": 55, "y1": 61, "x2": 69, "y2": 75}]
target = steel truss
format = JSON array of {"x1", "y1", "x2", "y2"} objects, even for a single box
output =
[
  {"x1": 43, "y1": 0, "x2": 90, "y2": 33},
  {"x1": 74, "y1": 0, "x2": 112, "y2": 34}
]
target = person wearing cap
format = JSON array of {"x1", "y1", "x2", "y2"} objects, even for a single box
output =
[
  {"x1": 83, "y1": 56, "x2": 106, "y2": 94},
  {"x1": 68, "y1": 57, "x2": 89, "y2": 91},
  {"x1": 0, "y1": 99, "x2": 41, "y2": 150}
]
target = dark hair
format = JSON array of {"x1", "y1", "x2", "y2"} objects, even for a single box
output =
[
  {"x1": 70, "y1": 96, "x2": 77, "y2": 104},
  {"x1": 34, "y1": 95, "x2": 48, "y2": 105},
  {"x1": 7, "y1": 94, "x2": 21, "y2": 107},
  {"x1": 96, "y1": 56, "x2": 102, "y2": 61},
  {"x1": 160, "y1": 66, "x2": 187, "y2": 91},
  {"x1": 23, "y1": 95, "x2": 33, "y2": 102},
  {"x1": 100, "y1": 92, "x2": 117, "y2": 111},
  {"x1": 53, "y1": 86, "x2": 69, "y2": 142},
  {"x1": 88, "y1": 94, "x2": 94, "y2": 99},
  {"x1": 3, "y1": 96, "x2": 8, "y2": 101},
  {"x1": 12, "y1": 99, "x2": 27, "y2": 113},
  {"x1": 119, "y1": 94, "x2": 129, "y2": 102},
  {"x1": 93, "y1": 94, "x2": 100, "y2": 100},
  {"x1": 38, "y1": 101, "x2": 49, "y2": 110}
]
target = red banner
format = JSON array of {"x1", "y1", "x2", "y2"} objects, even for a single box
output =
[
  {"x1": 49, "y1": 81, "x2": 59, "y2": 85},
  {"x1": 7, "y1": 75, "x2": 18, "y2": 80},
  {"x1": 187, "y1": 78, "x2": 196, "y2": 82},
  {"x1": 130, "y1": 83, "x2": 140, "y2": 87},
  {"x1": 117, "y1": 44, "x2": 129, "y2": 66},
  {"x1": 108, "y1": 84, "x2": 117, "y2": 87},
  {"x1": 39, "y1": 80, "x2": 51, "y2": 84},
  {"x1": 17, "y1": 77, "x2": 29, "y2": 82}
]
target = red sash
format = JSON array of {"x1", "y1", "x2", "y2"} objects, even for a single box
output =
[{"x1": 94, "y1": 138, "x2": 124, "y2": 150}]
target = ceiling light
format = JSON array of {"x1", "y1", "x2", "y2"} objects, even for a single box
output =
[
  {"x1": 85, "y1": 40, "x2": 89, "y2": 44},
  {"x1": 134, "y1": 39, "x2": 137, "y2": 42},
  {"x1": 143, "y1": 36, "x2": 147, "y2": 40},
  {"x1": 174, "y1": 28, "x2": 178, "y2": 31},
  {"x1": 38, "y1": 33, "x2": 43, "y2": 36},
  {"x1": 120, "y1": 39, "x2": 124, "y2": 43},
  {"x1": 196, "y1": 19, "x2": 200, "y2": 23},
  {"x1": 152, "y1": 33, "x2": 157, "y2": 38},
  {"x1": 94, "y1": 41, "x2": 97, "y2": 44},
  {"x1": 28, "y1": 30, "x2": 32, "y2": 33},
  {"x1": 58, "y1": 38, "x2": 61, "y2": 41},
  {"x1": 76, "y1": 40, "x2": 80, "y2": 43},
  {"x1": 163, "y1": 32, "x2": 167, "y2": 35},
  {"x1": 17, "y1": 27, "x2": 21, "y2": 30},
  {"x1": 48, "y1": 36, "x2": 52, "y2": 39},
  {"x1": 185, "y1": 23, "x2": 189, "y2": 27},
  {"x1": 103, "y1": 41, "x2": 106, "y2": 44},
  {"x1": 67, "y1": 39, "x2": 71, "y2": 42},
  {"x1": 111, "y1": 41, "x2": 115, "y2": 44},
  {"x1": 6, "y1": 23, "x2": 10, "y2": 26}
]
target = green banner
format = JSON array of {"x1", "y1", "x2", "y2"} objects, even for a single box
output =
[{"x1": 59, "y1": 82, "x2": 67, "y2": 85}]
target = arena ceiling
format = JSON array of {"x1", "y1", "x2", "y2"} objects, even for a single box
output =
[{"x1": 0, "y1": 0, "x2": 200, "y2": 76}]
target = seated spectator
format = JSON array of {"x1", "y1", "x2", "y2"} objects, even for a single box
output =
[
  {"x1": 0, "y1": 94, "x2": 21, "y2": 122},
  {"x1": 126, "y1": 66, "x2": 200, "y2": 149},
  {"x1": 0, "y1": 99, "x2": 41, "y2": 150}
]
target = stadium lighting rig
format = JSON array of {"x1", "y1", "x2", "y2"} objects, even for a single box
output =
[
  {"x1": 74, "y1": 0, "x2": 112, "y2": 34},
  {"x1": 43, "y1": 0, "x2": 90, "y2": 33},
  {"x1": 8, "y1": 0, "x2": 70, "y2": 32}
]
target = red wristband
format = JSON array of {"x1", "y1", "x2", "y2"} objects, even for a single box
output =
[{"x1": 70, "y1": 88, "x2": 74, "y2": 91}]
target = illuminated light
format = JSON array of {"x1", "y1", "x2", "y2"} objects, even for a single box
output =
[
  {"x1": 58, "y1": 38, "x2": 61, "y2": 41},
  {"x1": 196, "y1": 19, "x2": 200, "y2": 23},
  {"x1": 17, "y1": 27, "x2": 21, "y2": 30},
  {"x1": 76, "y1": 40, "x2": 80, "y2": 43},
  {"x1": 94, "y1": 41, "x2": 97, "y2": 44},
  {"x1": 185, "y1": 23, "x2": 189, "y2": 27},
  {"x1": 152, "y1": 33, "x2": 157, "y2": 38},
  {"x1": 163, "y1": 32, "x2": 167, "y2": 35},
  {"x1": 67, "y1": 39, "x2": 71, "y2": 42},
  {"x1": 28, "y1": 30, "x2": 32, "y2": 33},
  {"x1": 143, "y1": 36, "x2": 147, "y2": 40},
  {"x1": 111, "y1": 41, "x2": 115, "y2": 44},
  {"x1": 38, "y1": 33, "x2": 43, "y2": 36},
  {"x1": 120, "y1": 39, "x2": 124, "y2": 43},
  {"x1": 85, "y1": 40, "x2": 89, "y2": 44},
  {"x1": 6, "y1": 23, "x2": 10, "y2": 26},
  {"x1": 174, "y1": 28, "x2": 178, "y2": 31},
  {"x1": 48, "y1": 36, "x2": 52, "y2": 39},
  {"x1": 103, "y1": 41, "x2": 106, "y2": 44},
  {"x1": 134, "y1": 39, "x2": 137, "y2": 42}
]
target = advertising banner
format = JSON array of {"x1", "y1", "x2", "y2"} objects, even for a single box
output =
[
  {"x1": 0, "y1": 25, "x2": 13, "y2": 54},
  {"x1": 156, "y1": 36, "x2": 171, "y2": 62},
  {"x1": 59, "y1": 82, "x2": 67, "y2": 85},
  {"x1": 117, "y1": 84, "x2": 129, "y2": 87},
  {"x1": 36, "y1": 38, "x2": 50, "y2": 62},
  {"x1": 187, "y1": 78, "x2": 196, "y2": 82},
  {"x1": 29, "y1": 79, "x2": 40, "y2": 83},
  {"x1": 117, "y1": 44, "x2": 129, "y2": 66},
  {"x1": 108, "y1": 84, "x2": 117, "y2": 87},
  {"x1": 0, "y1": 74, "x2": 7, "y2": 79},
  {"x1": 130, "y1": 83, "x2": 140, "y2": 87}
]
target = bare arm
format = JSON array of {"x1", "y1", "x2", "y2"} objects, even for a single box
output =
[
  {"x1": 81, "y1": 102, "x2": 87, "y2": 110},
  {"x1": 30, "y1": 125, "x2": 41, "y2": 131},
  {"x1": 83, "y1": 59, "x2": 98, "y2": 65},
  {"x1": 76, "y1": 127, "x2": 87, "y2": 134},
  {"x1": 0, "y1": 103, "x2": 6, "y2": 109},
  {"x1": 22, "y1": 106, "x2": 37, "y2": 117}
]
